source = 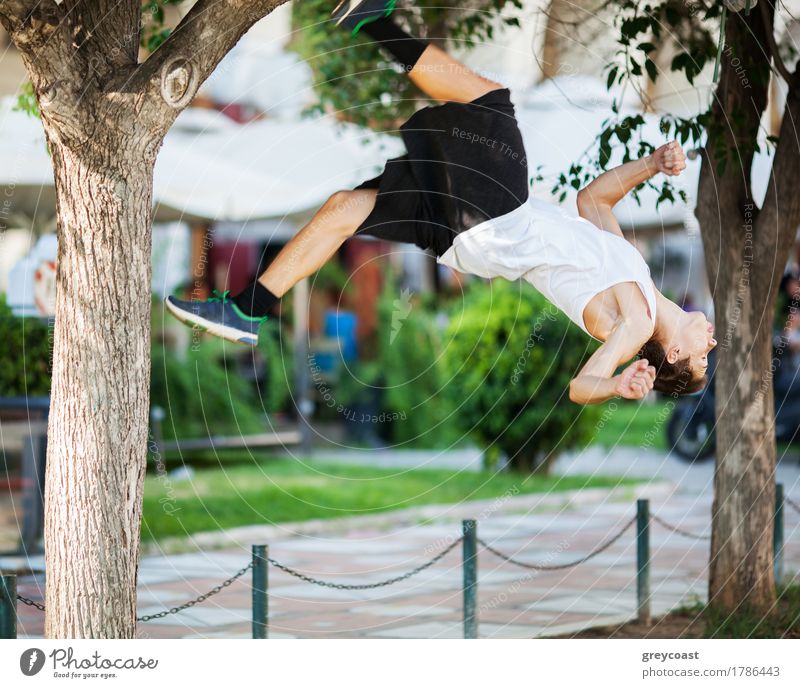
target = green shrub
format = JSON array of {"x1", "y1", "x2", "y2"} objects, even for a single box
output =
[
  {"x1": 334, "y1": 270, "x2": 462, "y2": 448},
  {"x1": 150, "y1": 289, "x2": 295, "y2": 445},
  {"x1": 256, "y1": 316, "x2": 295, "y2": 416},
  {"x1": 0, "y1": 291, "x2": 291, "y2": 448},
  {"x1": 150, "y1": 334, "x2": 273, "y2": 443},
  {"x1": 441, "y1": 279, "x2": 601, "y2": 474},
  {"x1": 375, "y1": 275, "x2": 462, "y2": 447},
  {"x1": 0, "y1": 293, "x2": 52, "y2": 396}
]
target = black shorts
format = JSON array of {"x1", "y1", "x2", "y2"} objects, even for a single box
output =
[{"x1": 352, "y1": 87, "x2": 530, "y2": 257}]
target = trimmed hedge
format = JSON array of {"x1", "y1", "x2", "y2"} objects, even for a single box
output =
[{"x1": 0, "y1": 293, "x2": 52, "y2": 396}]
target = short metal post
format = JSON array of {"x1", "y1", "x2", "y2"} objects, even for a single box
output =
[
  {"x1": 462, "y1": 519, "x2": 478, "y2": 639},
  {"x1": 636, "y1": 499, "x2": 651, "y2": 626},
  {"x1": 293, "y1": 277, "x2": 313, "y2": 457},
  {"x1": 252, "y1": 545, "x2": 268, "y2": 639},
  {"x1": 0, "y1": 575, "x2": 17, "y2": 639},
  {"x1": 774, "y1": 483, "x2": 784, "y2": 588}
]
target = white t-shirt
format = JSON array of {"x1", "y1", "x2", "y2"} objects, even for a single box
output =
[{"x1": 436, "y1": 195, "x2": 657, "y2": 340}]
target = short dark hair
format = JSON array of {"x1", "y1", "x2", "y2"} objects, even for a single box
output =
[{"x1": 638, "y1": 338, "x2": 707, "y2": 396}]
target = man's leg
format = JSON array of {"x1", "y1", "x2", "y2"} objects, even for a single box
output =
[
  {"x1": 164, "y1": 188, "x2": 377, "y2": 346},
  {"x1": 408, "y1": 43, "x2": 504, "y2": 104},
  {"x1": 252, "y1": 188, "x2": 377, "y2": 298},
  {"x1": 354, "y1": 13, "x2": 505, "y2": 103}
]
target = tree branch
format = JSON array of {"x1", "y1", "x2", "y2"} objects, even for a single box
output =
[
  {"x1": 62, "y1": 0, "x2": 141, "y2": 74},
  {"x1": 759, "y1": 0, "x2": 793, "y2": 83},
  {"x1": 116, "y1": 0, "x2": 290, "y2": 119},
  {"x1": 0, "y1": 0, "x2": 64, "y2": 45},
  {"x1": 0, "y1": 0, "x2": 42, "y2": 23},
  {"x1": 0, "y1": 0, "x2": 83, "y2": 108}
]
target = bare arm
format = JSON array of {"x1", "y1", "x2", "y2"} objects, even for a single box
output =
[
  {"x1": 576, "y1": 141, "x2": 687, "y2": 239},
  {"x1": 567, "y1": 142, "x2": 685, "y2": 404},
  {"x1": 569, "y1": 310, "x2": 656, "y2": 405}
]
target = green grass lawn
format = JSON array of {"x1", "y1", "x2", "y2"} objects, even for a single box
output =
[
  {"x1": 141, "y1": 458, "x2": 641, "y2": 543},
  {"x1": 590, "y1": 398, "x2": 675, "y2": 450}
]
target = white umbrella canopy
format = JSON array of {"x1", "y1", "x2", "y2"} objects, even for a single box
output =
[
  {"x1": 0, "y1": 94, "x2": 404, "y2": 223},
  {"x1": 153, "y1": 114, "x2": 403, "y2": 222},
  {"x1": 200, "y1": 42, "x2": 316, "y2": 120}
]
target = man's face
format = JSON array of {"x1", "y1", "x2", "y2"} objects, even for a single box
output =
[{"x1": 674, "y1": 310, "x2": 717, "y2": 378}]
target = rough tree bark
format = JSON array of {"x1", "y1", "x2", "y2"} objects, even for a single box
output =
[
  {"x1": 696, "y1": 1, "x2": 800, "y2": 616},
  {"x1": 0, "y1": 0, "x2": 289, "y2": 638}
]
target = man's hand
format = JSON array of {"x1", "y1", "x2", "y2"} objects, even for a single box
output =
[
  {"x1": 614, "y1": 359, "x2": 656, "y2": 400},
  {"x1": 651, "y1": 140, "x2": 687, "y2": 177}
]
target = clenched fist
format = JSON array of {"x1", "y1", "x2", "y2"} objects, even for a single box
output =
[
  {"x1": 652, "y1": 140, "x2": 687, "y2": 177},
  {"x1": 615, "y1": 359, "x2": 656, "y2": 400}
]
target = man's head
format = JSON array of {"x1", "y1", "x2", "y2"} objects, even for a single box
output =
[{"x1": 639, "y1": 310, "x2": 716, "y2": 395}]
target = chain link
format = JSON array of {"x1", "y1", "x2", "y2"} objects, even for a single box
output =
[
  {"x1": 651, "y1": 514, "x2": 711, "y2": 541},
  {"x1": 268, "y1": 536, "x2": 465, "y2": 590},
  {"x1": 476, "y1": 513, "x2": 638, "y2": 571},
  {"x1": 786, "y1": 495, "x2": 800, "y2": 515},
  {"x1": 17, "y1": 595, "x2": 45, "y2": 611},
  {"x1": 136, "y1": 562, "x2": 254, "y2": 622},
  {"x1": 15, "y1": 562, "x2": 255, "y2": 623}
]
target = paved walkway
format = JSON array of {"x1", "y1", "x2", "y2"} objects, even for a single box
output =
[{"x1": 8, "y1": 447, "x2": 800, "y2": 638}]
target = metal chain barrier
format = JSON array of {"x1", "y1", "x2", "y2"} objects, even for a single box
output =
[
  {"x1": 267, "y1": 535, "x2": 465, "y2": 590},
  {"x1": 650, "y1": 513, "x2": 711, "y2": 541},
  {"x1": 476, "y1": 513, "x2": 638, "y2": 571},
  {"x1": 13, "y1": 537, "x2": 465, "y2": 618},
  {"x1": 15, "y1": 496, "x2": 787, "y2": 626},
  {"x1": 17, "y1": 561, "x2": 255, "y2": 623},
  {"x1": 17, "y1": 595, "x2": 45, "y2": 612},
  {"x1": 136, "y1": 561, "x2": 254, "y2": 622}
]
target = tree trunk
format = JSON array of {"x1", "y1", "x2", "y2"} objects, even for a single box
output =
[
  {"x1": 707, "y1": 249, "x2": 777, "y2": 614},
  {"x1": 694, "y1": 3, "x2": 800, "y2": 617},
  {"x1": 0, "y1": 0, "x2": 289, "y2": 639},
  {"x1": 44, "y1": 135, "x2": 157, "y2": 638}
]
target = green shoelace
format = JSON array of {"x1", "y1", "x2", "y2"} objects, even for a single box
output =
[
  {"x1": 351, "y1": 0, "x2": 397, "y2": 38},
  {"x1": 206, "y1": 289, "x2": 231, "y2": 303},
  {"x1": 205, "y1": 288, "x2": 268, "y2": 322}
]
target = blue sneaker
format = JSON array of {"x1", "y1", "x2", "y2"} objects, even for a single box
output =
[
  {"x1": 332, "y1": 0, "x2": 397, "y2": 36},
  {"x1": 164, "y1": 289, "x2": 266, "y2": 347}
]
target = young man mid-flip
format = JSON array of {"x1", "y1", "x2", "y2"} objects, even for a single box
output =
[{"x1": 165, "y1": 0, "x2": 717, "y2": 405}]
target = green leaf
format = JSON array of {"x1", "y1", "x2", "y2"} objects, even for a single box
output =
[
  {"x1": 13, "y1": 81, "x2": 40, "y2": 119},
  {"x1": 645, "y1": 57, "x2": 657, "y2": 82},
  {"x1": 606, "y1": 65, "x2": 619, "y2": 90}
]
